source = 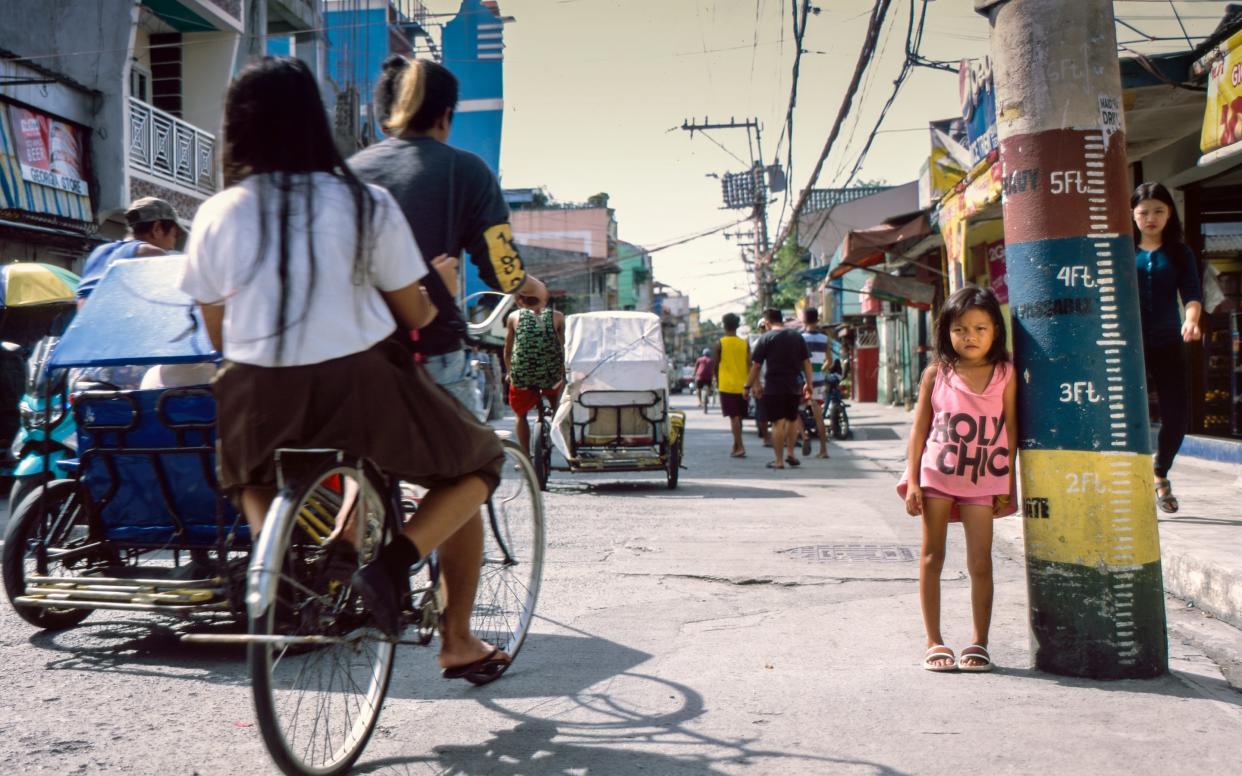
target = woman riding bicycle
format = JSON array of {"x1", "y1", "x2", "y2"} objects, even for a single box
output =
[{"x1": 179, "y1": 56, "x2": 510, "y2": 680}]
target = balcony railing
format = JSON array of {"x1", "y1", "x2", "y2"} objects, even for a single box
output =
[{"x1": 128, "y1": 98, "x2": 217, "y2": 195}]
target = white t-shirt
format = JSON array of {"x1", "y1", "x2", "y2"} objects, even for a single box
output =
[{"x1": 180, "y1": 172, "x2": 425, "y2": 367}]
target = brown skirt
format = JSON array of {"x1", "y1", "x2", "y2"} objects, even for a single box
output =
[{"x1": 213, "y1": 336, "x2": 503, "y2": 495}]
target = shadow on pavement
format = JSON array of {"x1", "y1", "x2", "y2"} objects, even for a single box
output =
[
  {"x1": 382, "y1": 630, "x2": 652, "y2": 701},
  {"x1": 29, "y1": 617, "x2": 250, "y2": 686},
  {"x1": 995, "y1": 664, "x2": 1242, "y2": 707},
  {"x1": 358, "y1": 624, "x2": 911, "y2": 775}
]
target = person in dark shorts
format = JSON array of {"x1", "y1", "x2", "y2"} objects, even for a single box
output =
[
  {"x1": 747, "y1": 308, "x2": 813, "y2": 469},
  {"x1": 180, "y1": 57, "x2": 509, "y2": 682},
  {"x1": 713, "y1": 312, "x2": 750, "y2": 457}
]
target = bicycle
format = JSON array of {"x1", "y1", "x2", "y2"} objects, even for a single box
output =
[
  {"x1": 530, "y1": 392, "x2": 554, "y2": 492},
  {"x1": 246, "y1": 439, "x2": 544, "y2": 776}
]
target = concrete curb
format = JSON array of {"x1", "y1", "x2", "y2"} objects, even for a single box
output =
[{"x1": 1162, "y1": 548, "x2": 1242, "y2": 631}]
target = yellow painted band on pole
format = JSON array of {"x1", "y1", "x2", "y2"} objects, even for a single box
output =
[{"x1": 1020, "y1": 449, "x2": 1160, "y2": 568}]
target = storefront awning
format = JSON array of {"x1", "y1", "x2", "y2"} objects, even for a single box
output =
[
  {"x1": 798, "y1": 264, "x2": 831, "y2": 284},
  {"x1": 828, "y1": 210, "x2": 932, "y2": 280},
  {"x1": 861, "y1": 272, "x2": 936, "y2": 311}
]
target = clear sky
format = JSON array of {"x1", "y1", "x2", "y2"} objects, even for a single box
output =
[{"x1": 423, "y1": 0, "x2": 1234, "y2": 319}]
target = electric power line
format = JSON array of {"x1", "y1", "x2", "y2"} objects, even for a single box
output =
[
  {"x1": 789, "y1": 0, "x2": 929, "y2": 273},
  {"x1": 759, "y1": 0, "x2": 896, "y2": 268}
]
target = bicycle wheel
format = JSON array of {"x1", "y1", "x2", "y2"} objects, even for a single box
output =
[
  {"x1": 249, "y1": 459, "x2": 395, "y2": 776},
  {"x1": 2, "y1": 480, "x2": 94, "y2": 630},
  {"x1": 666, "y1": 439, "x2": 681, "y2": 490},
  {"x1": 531, "y1": 419, "x2": 551, "y2": 491},
  {"x1": 472, "y1": 440, "x2": 545, "y2": 667}
]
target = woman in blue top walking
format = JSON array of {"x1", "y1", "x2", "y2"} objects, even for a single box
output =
[{"x1": 1131, "y1": 181, "x2": 1202, "y2": 513}]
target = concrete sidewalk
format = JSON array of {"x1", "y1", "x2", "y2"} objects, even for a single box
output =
[{"x1": 840, "y1": 399, "x2": 1242, "y2": 634}]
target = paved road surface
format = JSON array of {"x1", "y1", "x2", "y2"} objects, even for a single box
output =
[{"x1": 0, "y1": 395, "x2": 1240, "y2": 774}]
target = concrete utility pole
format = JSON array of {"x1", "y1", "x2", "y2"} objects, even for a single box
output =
[
  {"x1": 682, "y1": 117, "x2": 772, "y2": 307},
  {"x1": 980, "y1": 0, "x2": 1167, "y2": 678}
]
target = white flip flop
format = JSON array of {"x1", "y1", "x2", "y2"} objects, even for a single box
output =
[
  {"x1": 958, "y1": 644, "x2": 993, "y2": 672},
  {"x1": 923, "y1": 645, "x2": 957, "y2": 672}
]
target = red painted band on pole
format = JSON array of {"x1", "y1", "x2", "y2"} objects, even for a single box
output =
[{"x1": 999, "y1": 130, "x2": 1130, "y2": 243}]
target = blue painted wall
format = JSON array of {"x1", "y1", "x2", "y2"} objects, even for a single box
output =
[{"x1": 442, "y1": 0, "x2": 506, "y2": 301}]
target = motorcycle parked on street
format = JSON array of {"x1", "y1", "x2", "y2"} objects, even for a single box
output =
[
  {"x1": 8, "y1": 336, "x2": 76, "y2": 509},
  {"x1": 825, "y1": 372, "x2": 852, "y2": 440}
]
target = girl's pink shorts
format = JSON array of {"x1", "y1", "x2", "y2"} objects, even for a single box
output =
[{"x1": 920, "y1": 486, "x2": 994, "y2": 507}]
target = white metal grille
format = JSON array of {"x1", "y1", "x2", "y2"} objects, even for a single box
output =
[{"x1": 128, "y1": 98, "x2": 217, "y2": 195}]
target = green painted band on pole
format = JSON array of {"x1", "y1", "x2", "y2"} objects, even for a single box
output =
[{"x1": 1027, "y1": 557, "x2": 1167, "y2": 679}]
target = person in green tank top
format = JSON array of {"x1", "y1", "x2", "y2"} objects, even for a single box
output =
[{"x1": 504, "y1": 296, "x2": 565, "y2": 455}]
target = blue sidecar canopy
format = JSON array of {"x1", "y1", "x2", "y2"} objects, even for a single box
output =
[{"x1": 49, "y1": 255, "x2": 218, "y2": 369}]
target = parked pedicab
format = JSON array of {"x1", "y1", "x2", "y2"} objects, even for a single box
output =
[
  {"x1": 537, "y1": 311, "x2": 685, "y2": 489},
  {"x1": 1, "y1": 257, "x2": 245, "y2": 627},
  {"x1": 2, "y1": 256, "x2": 545, "y2": 776}
]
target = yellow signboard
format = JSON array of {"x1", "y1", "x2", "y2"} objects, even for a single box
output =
[
  {"x1": 1200, "y1": 28, "x2": 1242, "y2": 155},
  {"x1": 939, "y1": 159, "x2": 1003, "y2": 293}
]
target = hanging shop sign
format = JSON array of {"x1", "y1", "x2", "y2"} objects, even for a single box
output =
[
  {"x1": 959, "y1": 56, "x2": 998, "y2": 165},
  {"x1": 919, "y1": 119, "x2": 972, "y2": 209},
  {"x1": 938, "y1": 160, "x2": 1003, "y2": 293},
  {"x1": 972, "y1": 239, "x2": 1009, "y2": 305},
  {"x1": 5, "y1": 104, "x2": 89, "y2": 196},
  {"x1": 1200, "y1": 28, "x2": 1242, "y2": 160}
]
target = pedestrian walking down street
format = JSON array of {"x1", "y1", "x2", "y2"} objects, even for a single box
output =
[
  {"x1": 751, "y1": 317, "x2": 771, "y2": 446},
  {"x1": 801, "y1": 307, "x2": 830, "y2": 459},
  {"x1": 1131, "y1": 181, "x2": 1202, "y2": 514},
  {"x1": 694, "y1": 348, "x2": 715, "y2": 410},
  {"x1": 504, "y1": 298, "x2": 564, "y2": 457},
  {"x1": 746, "y1": 308, "x2": 813, "y2": 470},
  {"x1": 180, "y1": 56, "x2": 510, "y2": 682},
  {"x1": 897, "y1": 285, "x2": 1017, "y2": 673},
  {"x1": 713, "y1": 312, "x2": 750, "y2": 458}
]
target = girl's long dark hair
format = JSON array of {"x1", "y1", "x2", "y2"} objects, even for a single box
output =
[
  {"x1": 221, "y1": 56, "x2": 374, "y2": 362},
  {"x1": 933, "y1": 284, "x2": 1009, "y2": 369},
  {"x1": 1131, "y1": 181, "x2": 1188, "y2": 262}
]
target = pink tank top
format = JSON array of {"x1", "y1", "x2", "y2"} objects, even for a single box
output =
[{"x1": 918, "y1": 361, "x2": 1012, "y2": 497}]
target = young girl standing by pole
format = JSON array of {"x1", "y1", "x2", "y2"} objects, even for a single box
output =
[{"x1": 899, "y1": 285, "x2": 1018, "y2": 672}]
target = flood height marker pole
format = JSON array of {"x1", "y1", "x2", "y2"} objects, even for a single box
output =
[{"x1": 981, "y1": 0, "x2": 1167, "y2": 678}]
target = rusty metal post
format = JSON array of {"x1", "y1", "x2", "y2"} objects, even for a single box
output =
[{"x1": 979, "y1": 0, "x2": 1168, "y2": 678}]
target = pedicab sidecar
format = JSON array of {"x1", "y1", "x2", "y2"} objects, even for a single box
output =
[
  {"x1": 546, "y1": 311, "x2": 685, "y2": 489},
  {"x1": 0, "y1": 256, "x2": 252, "y2": 629}
]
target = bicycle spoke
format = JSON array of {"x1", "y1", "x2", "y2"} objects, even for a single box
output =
[{"x1": 250, "y1": 463, "x2": 396, "y2": 775}]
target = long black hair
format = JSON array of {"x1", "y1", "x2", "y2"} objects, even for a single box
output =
[
  {"x1": 1130, "y1": 181, "x2": 1186, "y2": 255},
  {"x1": 933, "y1": 284, "x2": 1009, "y2": 368},
  {"x1": 221, "y1": 56, "x2": 375, "y2": 362}
]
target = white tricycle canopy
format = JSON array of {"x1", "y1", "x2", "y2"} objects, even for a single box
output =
[
  {"x1": 551, "y1": 311, "x2": 669, "y2": 459},
  {"x1": 562, "y1": 311, "x2": 667, "y2": 393}
]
